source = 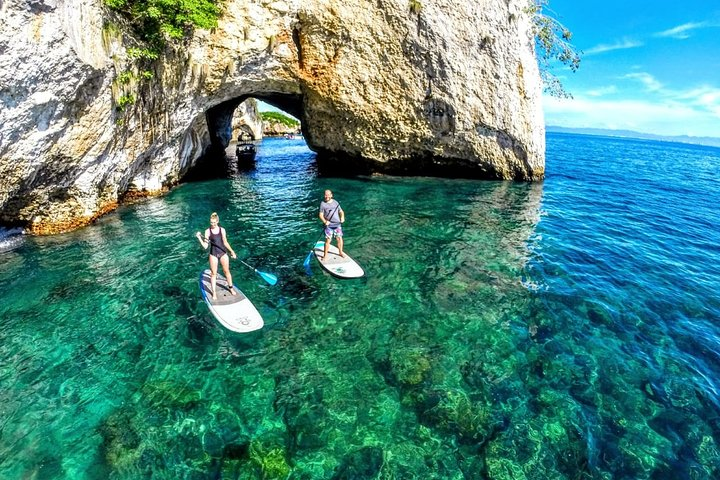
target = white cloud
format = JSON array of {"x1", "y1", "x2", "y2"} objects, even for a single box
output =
[
  {"x1": 584, "y1": 39, "x2": 643, "y2": 56},
  {"x1": 624, "y1": 73, "x2": 663, "y2": 92},
  {"x1": 655, "y1": 22, "x2": 708, "y2": 39},
  {"x1": 621, "y1": 77, "x2": 720, "y2": 118},
  {"x1": 543, "y1": 95, "x2": 720, "y2": 137},
  {"x1": 672, "y1": 86, "x2": 720, "y2": 119},
  {"x1": 586, "y1": 86, "x2": 618, "y2": 97},
  {"x1": 676, "y1": 86, "x2": 720, "y2": 105}
]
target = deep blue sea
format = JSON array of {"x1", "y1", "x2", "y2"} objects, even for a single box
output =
[{"x1": 0, "y1": 133, "x2": 719, "y2": 479}]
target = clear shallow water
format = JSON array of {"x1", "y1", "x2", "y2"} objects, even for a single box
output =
[{"x1": 0, "y1": 134, "x2": 718, "y2": 478}]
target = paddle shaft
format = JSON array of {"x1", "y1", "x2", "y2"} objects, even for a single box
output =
[{"x1": 238, "y1": 259, "x2": 257, "y2": 273}]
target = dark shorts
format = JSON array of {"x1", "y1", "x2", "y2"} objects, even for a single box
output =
[{"x1": 325, "y1": 225, "x2": 343, "y2": 238}]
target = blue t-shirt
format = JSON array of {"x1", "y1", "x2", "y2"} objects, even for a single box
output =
[{"x1": 320, "y1": 200, "x2": 343, "y2": 227}]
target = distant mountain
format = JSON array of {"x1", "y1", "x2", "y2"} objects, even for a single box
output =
[{"x1": 546, "y1": 126, "x2": 720, "y2": 148}]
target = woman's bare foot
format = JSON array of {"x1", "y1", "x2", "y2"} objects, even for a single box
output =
[
  {"x1": 211, "y1": 291, "x2": 217, "y2": 300},
  {"x1": 229, "y1": 287, "x2": 237, "y2": 296}
]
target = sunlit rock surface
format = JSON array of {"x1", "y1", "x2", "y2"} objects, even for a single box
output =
[
  {"x1": 0, "y1": 0, "x2": 544, "y2": 233},
  {"x1": 263, "y1": 118, "x2": 302, "y2": 137},
  {"x1": 232, "y1": 99, "x2": 263, "y2": 141}
]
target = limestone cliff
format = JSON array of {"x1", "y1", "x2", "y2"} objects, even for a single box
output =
[
  {"x1": 232, "y1": 99, "x2": 263, "y2": 141},
  {"x1": 263, "y1": 114, "x2": 302, "y2": 137},
  {"x1": 263, "y1": 122, "x2": 301, "y2": 136},
  {"x1": 0, "y1": 0, "x2": 544, "y2": 234}
]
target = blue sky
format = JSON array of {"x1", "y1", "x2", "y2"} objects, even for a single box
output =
[{"x1": 543, "y1": 0, "x2": 720, "y2": 138}]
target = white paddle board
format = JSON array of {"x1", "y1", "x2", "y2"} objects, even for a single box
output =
[
  {"x1": 199, "y1": 269, "x2": 264, "y2": 333},
  {"x1": 313, "y1": 241, "x2": 365, "y2": 279}
]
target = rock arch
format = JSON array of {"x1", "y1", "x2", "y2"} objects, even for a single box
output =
[{"x1": 0, "y1": 0, "x2": 544, "y2": 234}]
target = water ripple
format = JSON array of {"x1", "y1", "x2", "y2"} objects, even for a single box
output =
[{"x1": 1, "y1": 135, "x2": 720, "y2": 478}]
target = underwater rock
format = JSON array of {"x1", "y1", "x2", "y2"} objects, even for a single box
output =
[
  {"x1": 695, "y1": 435, "x2": 720, "y2": 478},
  {"x1": 275, "y1": 372, "x2": 333, "y2": 452},
  {"x1": 484, "y1": 419, "x2": 590, "y2": 480},
  {"x1": 222, "y1": 442, "x2": 250, "y2": 461},
  {"x1": 415, "y1": 388, "x2": 498, "y2": 445},
  {"x1": 140, "y1": 381, "x2": 203, "y2": 410},
  {"x1": 99, "y1": 409, "x2": 141, "y2": 470},
  {"x1": 332, "y1": 446, "x2": 384, "y2": 479},
  {"x1": 137, "y1": 448, "x2": 164, "y2": 474},
  {"x1": 249, "y1": 439, "x2": 291, "y2": 479},
  {"x1": 389, "y1": 347, "x2": 432, "y2": 386},
  {"x1": 202, "y1": 431, "x2": 226, "y2": 458},
  {"x1": 98, "y1": 380, "x2": 251, "y2": 476},
  {"x1": 663, "y1": 378, "x2": 699, "y2": 409}
]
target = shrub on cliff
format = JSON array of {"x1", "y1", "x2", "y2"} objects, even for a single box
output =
[
  {"x1": 104, "y1": 0, "x2": 222, "y2": 51},
  {"x1": 260, "y1": 111, "x2": 300, "y2": 129}
]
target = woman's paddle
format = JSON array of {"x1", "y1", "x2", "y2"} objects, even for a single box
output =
[
  {"x1": 237, "y1": 259, "x2": 278, "y2": 286},
  {"x1": 196, "y1": 233, "x2": 278, "y2": 286}
]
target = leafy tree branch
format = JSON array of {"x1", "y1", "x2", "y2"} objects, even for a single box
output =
[{"x1": 529, "y1": 0, "x2": 581, "y2": 98}]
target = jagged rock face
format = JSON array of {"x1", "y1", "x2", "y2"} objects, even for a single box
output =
[
  {"x1": 232, "y1": 99, "x2": 263, "y2": 141},
  {"x1": 0, "y1": 0, "x2": 544, "y2": 234},
  {"x1": 263, "y1": 120, "x2": 301, "y2": 137}
]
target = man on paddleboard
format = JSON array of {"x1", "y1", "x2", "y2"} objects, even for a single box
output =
[{"x1": 319, "y1": 190, "x2": 346, "y2": 261}]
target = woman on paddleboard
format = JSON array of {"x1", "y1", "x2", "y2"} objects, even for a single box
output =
[
  {"x1": 319, "y1": 189, "x2": 346, "y2": 261},
  {"x1": 196, "y1": 212, "x2": 237, "y2": 300}
]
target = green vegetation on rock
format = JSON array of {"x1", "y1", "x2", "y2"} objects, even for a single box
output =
[
  {"x1": 260, "y1": 111, "x2": 300, "y2": 128},
  {"x1": 250, "y1": 441, "x2": 291, "y2": 479},
  {"x1": 104, "y1": 0, "x2": 224, "y2": 114},
  {"x1": 115, "y1": 93, "x2": 136, "y2": 112},
  {"x1": 104, "y1": 0, "x2": 223, "y2": 52}
]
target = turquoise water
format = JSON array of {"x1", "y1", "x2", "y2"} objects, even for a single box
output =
[{"x1": 0, "y1": 134, "x2": 719, "y2": 478}]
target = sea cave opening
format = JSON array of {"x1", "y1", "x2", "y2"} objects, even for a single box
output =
[{"x1": 184, "y1": 93, "x2": 307, "y2": 181}]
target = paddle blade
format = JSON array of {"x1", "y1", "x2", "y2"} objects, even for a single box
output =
[
  {"x1": 258, "y1": 270, "x2": 278, "y2": 286},
  {"x1": 303, "y1": 250, "x2": 314, "y2": 276}
]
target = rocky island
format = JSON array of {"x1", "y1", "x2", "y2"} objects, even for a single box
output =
[{"x1": 0, "y1": 0, "x2": 544, "y2": 233}]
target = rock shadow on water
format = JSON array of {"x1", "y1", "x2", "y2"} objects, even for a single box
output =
[
  {"x1": 314, "y1": 150, "x2": 505, "y2": 180},
  {"x1": 182, "y1": 150, "x2": 242, "y2": 183}
]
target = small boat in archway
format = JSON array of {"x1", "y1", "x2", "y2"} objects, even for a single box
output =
[{"x1": 236, "y1": 131, "x2": 257, "y2": 164}]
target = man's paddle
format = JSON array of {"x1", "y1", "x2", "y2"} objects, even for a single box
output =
[
  {"x1": 303, "y1": 233, "x2": 323, "y2": 276},
  {"x1": 196, "y1": 233, "x2": 278, "y2": 286},
  {"x1": 304, "y1": 202, "x2": 340, "y2": 276}
]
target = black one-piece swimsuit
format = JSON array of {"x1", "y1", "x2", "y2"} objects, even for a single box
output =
[{"x1": 208, "y1": 227, "x2": 226, "y2": 259}]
